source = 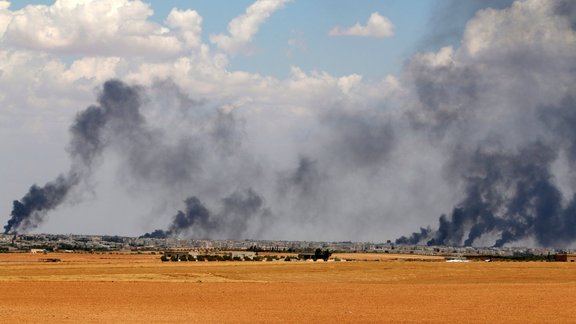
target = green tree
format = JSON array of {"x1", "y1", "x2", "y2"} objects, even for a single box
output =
[
  {"x1": 313, "y1": 248, "x2": 322, "y2": 261},
  {"x1": 322, "y1": 249, "x2": 332, "y2": 261}
]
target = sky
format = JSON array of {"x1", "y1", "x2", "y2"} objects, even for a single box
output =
[
  {"x1": 2, "y1": 0, "x2": 576, "y2": 248},
  {"x1": 7, "y1": 0, "x2": 439, "y2": 79}
]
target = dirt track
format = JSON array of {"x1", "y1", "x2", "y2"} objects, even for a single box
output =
[{"x1": 0, "y1": 253, "x2": 575, "y2": 323}]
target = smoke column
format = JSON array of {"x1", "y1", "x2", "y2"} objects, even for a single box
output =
[
  {"x1": 4, "y1": 80, "x2": 142, "y2": 233},
  {"x1": 5, "y1": 77, "x2": 263, "y2": 238},
  {"x1": 142, "y1": 188, "x2": 269, "y2": 239},
  {"x1": 398, "y1": 143, "x2": 576, "y2": 247},
  {"x1": 396, "y1": 0, "x2": 576, "y2": 247}
]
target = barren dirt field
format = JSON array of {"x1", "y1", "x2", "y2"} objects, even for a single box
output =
[{"x1": 1, "y1": 253, "x2": 575, "y2": 323}]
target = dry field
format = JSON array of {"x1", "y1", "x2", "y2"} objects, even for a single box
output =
[{"x1": 0, "y1": 252, "x2": 575, "y2": 323}]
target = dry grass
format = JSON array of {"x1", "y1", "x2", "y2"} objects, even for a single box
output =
[
  {"x1": 0, "y1": 252, "x2": 575, "y2": 323},
  {"x1": 332, "y1": 252, "x2": 445, "y2": 261}
]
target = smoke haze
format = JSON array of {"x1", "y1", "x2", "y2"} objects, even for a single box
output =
[{"x1": 4, "y1": 0, "x2": 576, "y2": 248}]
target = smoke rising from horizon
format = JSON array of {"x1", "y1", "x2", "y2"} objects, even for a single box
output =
[
  {"x1": 142, "y1": 188, "x2": 270, "y2": 239},
  {"x1": 5, "y1": 0, "x2": 576, "y2": 248},
  {"x1": 397, "y1": 143, "x2": 576, "y2": 247},
  {"x1": 396, "y1": 0, "x2": 576, "y2": 248},
  {"x1": 4, "y1": 80, "x2": 142, "y2": 234}
]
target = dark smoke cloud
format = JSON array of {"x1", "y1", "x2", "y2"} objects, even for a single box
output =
[
  {"x1": 142, "y1": 196, "x2": 214, "y2": 239},
  {"x1": 140, "y1": 229, "x2": 170, "y2": 239},
  {"x1": 278, "y1": 156, "x2": 322, "y2": 198},
  {"x1": 4, "y1": 174, "x2": 79, "y2": 233},
  {"x1": 396, "y1": 1, "x2": 576, "y2": 248},
  {"x1": 407, "y1": 58, "x2": 481, "y2": 134},
  {"x1": 170, "y1": 196, "x2": 214, "y2": 235},
  {"x1": 321, "y1": 111, "x2": 395, "y2": 170},
  {"x1": 553, "y1": 0, "x2": 576, "y2": 30},
  {"x1": 220, "y1": 188, "x2": 270, "y2": 239},
  {"x1": 112, "y1": 82, "x2": 246, "y2": 192},
  {"x1": 5, "y1": 76, "x2": 254, "y2": 236},
  {"x1": 396, "y1": 227, "x2": 432, "y2": 245},
  {"x1": 4, "y1": 80, "x2": 141, "y2": 233},
  {"x1": 398, "y1": 142, "x2": 576, "y2": 247},
  {"x1": 541, "y1": 96, "x2": 576, "y2": 161},
  {"x1": 142, "y1": 188, "x2": 270, "y2": 240}
]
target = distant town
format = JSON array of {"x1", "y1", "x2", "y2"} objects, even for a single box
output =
[{"x1": 1, "y1": 233, "x2": 574, "y2": 262}]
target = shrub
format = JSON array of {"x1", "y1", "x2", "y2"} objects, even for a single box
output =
[
  {"x1": 160, "y1": 255, "x2": 169, "y2": 262},
  {"x1": 322, "y1": 249, "x2": 332, "y2": 261}
]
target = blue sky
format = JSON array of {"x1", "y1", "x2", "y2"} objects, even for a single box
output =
[
  {"x1": 10, "y1": 0, "x2": 447, "y2": 78},
  {"x1": 154, "y1": 0, "x2": 436, "y2": 78}
]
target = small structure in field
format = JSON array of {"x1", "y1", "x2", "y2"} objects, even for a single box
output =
[
  {"x1": 555, "y1": 253, "x2": 576, "y2": 262},
  {"x1": 30, "y1": 249, "x2": 47, "y2": 254},
  {"x1": 164, "y1": 248, "x2": 197, "y2": 260}
]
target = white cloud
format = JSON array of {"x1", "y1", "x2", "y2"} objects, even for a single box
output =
[
  {"x1": 210, "y1": 0, "x2": 287, "y2": 55},
  {"x1": 166, "y1": 8, "x2": 203, "y2": 49},
  {"x1": 461, "y1": 0, "x2": 576, "y2": 59},
  {"x1": 329, "y1": 12, "x2": 394, "y2": 38},
  {"x1": 337, "y1": 74, "x2": 362, "y2": 95},
  {"x1": 413, "y1": 46, "x2": 454, "y2": 67},
  {"x1": 1, "y1": 0, "x2": 192, "y2": 57},
  {"x1": 0, "y1": 0, "x2": 11, "y2": 35}
]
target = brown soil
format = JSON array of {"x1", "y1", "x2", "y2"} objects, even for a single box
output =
[{"x1": 0, "y1": 253, "x2": 575, "y2": 323}]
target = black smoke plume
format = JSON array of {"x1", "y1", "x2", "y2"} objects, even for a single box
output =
[
  {"x1": 141, "y1": 196, "x2": 213, "y2": 239},
  {"x1": 4, "y1": 174, "x2": 79, "y2": 234},
  {"x1": 142, "y1": 188, "x2": 269, "y2": 239},
  {"x1": 4, "y1": 80, "x2": 141, "y2": 234},
  {"x1": 397, "y1": 143, "x2": 576, "y2": 247},
  {"x1": 5, "y1": 77, "x2": 254, "y2": 236},
  {"x1": 396, "y1": 1, "x2": 576, "y2": 248}
]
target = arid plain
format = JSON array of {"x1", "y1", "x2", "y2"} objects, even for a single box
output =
[{"x1": 0, "y1": 253, "x2": 575, "y2": 323}]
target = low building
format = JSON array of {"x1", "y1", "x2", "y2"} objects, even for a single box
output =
[
  {"x1": 555, "y1": 253, "x2": 576, "y2": 262},
  {"x1": 30, "y1": 249, "x2": 47, "y2": 254}
]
